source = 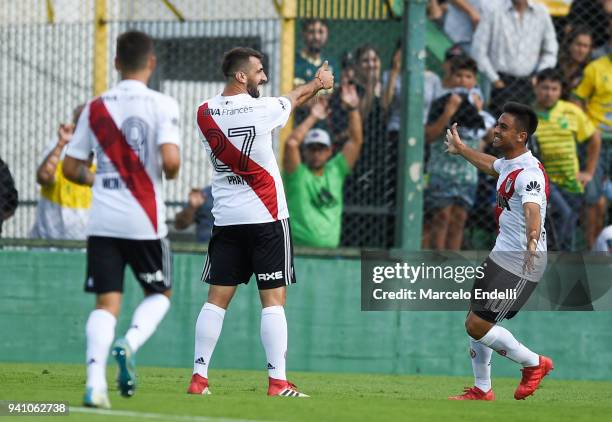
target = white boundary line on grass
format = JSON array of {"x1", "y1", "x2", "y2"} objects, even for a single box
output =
[{"x1": 71, "y1": 406, "x2": 271, "y2": 422}]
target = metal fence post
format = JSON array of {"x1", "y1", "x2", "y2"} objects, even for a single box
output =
[
  {"x1": 278, "y1": 0, "x2": 297, "y2": 163},
  {"x1": 93, "y1": 0, "x2": 108, "y2": 96},
  {"x1": 396, "y1": 0, "x2": 426, "y2": 251}
]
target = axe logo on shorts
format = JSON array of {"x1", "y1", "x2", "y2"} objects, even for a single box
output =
[
  {"x1": 139, "y1": 270, "x2": 164, "y2": 284},
  {"x1": 257, "y1": 271, "x2": 284, "y2": 281}
]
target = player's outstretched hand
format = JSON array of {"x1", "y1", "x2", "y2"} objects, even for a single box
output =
[
  {"x1": 444, "y1": 123, "x2": 464, "y2": 155},
  {"x1": 315, "y1": 60, "x2": 334, "y2": 90},
  {"x1": 57, "y1": 123, "x2": 75, "y2": 147}
]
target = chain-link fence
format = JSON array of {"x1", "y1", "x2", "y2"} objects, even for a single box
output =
[
  {"x1": 423, "y1": 0, "x2": 612, "y2": 252},
  {"x1": 1, "y1": 0, "x2": 610, "y2": 253},
  {"x1": 291, "y1": 10, "x2": 402, "y2": 249},
  {"x1": 0, "y1": 0, "x2": 280, "y2": 241}
]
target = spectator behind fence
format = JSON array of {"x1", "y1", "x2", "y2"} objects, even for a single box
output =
[
  {"x1": 572, "y1": 38, "x2": 612, "y2": 248},
  {"x1": 294, "y1": 19, "x2": 339, "y2": 89},
  {"x1": 443, "y1": 0, "x2": 485, "y2": 54},
  {"x1": 382, "y1": 41, "x2": 449, "y2": 133},
  {"x1": 427, "y1": 0, "x2": 448, "y2": 26},
  {"x1": 566, "y1": 0, "x2": 612, "y2": 51},
  {"x1": 284, "y1": 83, "x2": 363, "y2": 248},
  {"x1": 340, "y1": 45, "x2": 393, "y2": 247},
  {"x1": 531, "y1": 68, "x2": 600, "y2": 251},
  {"x1": 30, "y1": 104, "x2": 94, "y2": 240},
  {"x1": 556, "y1": 26, "x2": 593, "y2": 100},
  {"x1": 471, "y1": 0, "x2": 558, "y2": 118},
  {"x1": 592, "y1": 15, "x2": 612, "y2": 59},
  {"x1": 423, "y1": 56, "x2": 495, "y2": 250},
  {"x1": 0, "y1": 156, "x2": 18, "y2": 236},
  {"x1": 293, "y1": 18, "x2": 339, "y2": 127},
  {"x1": 173, "y1": 186, "x2": 214, "y2": 243}
]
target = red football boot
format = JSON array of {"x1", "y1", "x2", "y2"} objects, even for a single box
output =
[
  {"x1": 187, "y1": 373, "x2": 211, "y2": 395},
  {"x1": 267, "y1": 377, "x2": 309, "y2": 397},
  {"x1": 514, "y1": 355, "x2": 554, "y2": 400},
  {"x1": 448, "y1": 386, "x2": 495, "y2": 401}
]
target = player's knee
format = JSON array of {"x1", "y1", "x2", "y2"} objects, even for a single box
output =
[
  {"x1": 95, "y1": 292, "x2": 121, "y2": 317},
  {"x1": 95, "y1": 302, "x2": 121, "y2": 317},
  {"x1": 207, "y1": 296, "x2": 230, "y2": 310},
  {"x1": 259, "y1": 286, "x2": 286, "y2": 308},
  {"x1": 464, "y1": 317, "x2": 482, "y2": 338},
  {"x1": 207, "y1": 288, "x2": 234, "y2": 309}
]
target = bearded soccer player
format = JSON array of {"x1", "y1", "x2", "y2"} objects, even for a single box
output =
[
  {"x1": 63, "y1": 31, "x2": 181, "y2": 408},
  {"x1": 445, "y1": 102, "x2": 553, "y2": 401},
  {"x1": 187, "y1": 47, "x2": 333, "y2": 398}
]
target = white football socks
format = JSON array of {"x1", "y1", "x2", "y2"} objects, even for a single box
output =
[
  {"x1": 478, "y1": 325, "x2": 539, "y2": 367},
  {"x1": 85, "y1": 309, "x2": 116, "y2": 391},
  {"x1": 124, "y1": 294, "x2": 171, "y2": 353},
  {"x1": 469, "y1": 337, "x2": 492, "y2": 392},
  {"x1": 261, "y1": 306, "x2": 287, "y2": 381},
  {"x1": 193, "y1": 302, "x2": 225, "y2": 378}
]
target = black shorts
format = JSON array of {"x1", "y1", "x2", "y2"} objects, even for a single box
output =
[
  {"x1": 201, "y1": 219, "x2": 296, "y2": 290},
  {"x1": 470, "y1": 258, "x2": 537, "y2": 323},
  {"x1": 85, "y1": 236, "x2": 172, "y2": 294}
]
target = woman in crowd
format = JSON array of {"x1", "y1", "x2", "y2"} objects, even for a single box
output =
[{"x1": 557, "y1": 26, "x2": 593, "y2": 100}]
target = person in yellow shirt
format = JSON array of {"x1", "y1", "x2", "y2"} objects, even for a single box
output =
[
  {"x1": 30, "y1": 104, "x2": 94, "y2": 240},
  {"x1": 532, "y1": 68, "x2": 601, "y2": 250},
  {"x1": 573, "y1": 48, "x2": 612, "y2": 248}
]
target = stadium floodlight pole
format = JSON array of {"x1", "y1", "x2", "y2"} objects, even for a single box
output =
[{"x1": 395, "y1": 0, "x2": 426, "y2": 251}]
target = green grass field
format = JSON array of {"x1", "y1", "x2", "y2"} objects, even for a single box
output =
[{"x1": 1, "y1": 363, "x2": 611, "y2": 422}]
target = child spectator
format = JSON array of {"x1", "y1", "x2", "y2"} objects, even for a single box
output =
[{"x1": 424, "y1": 56, "x2": 495, "y2": 250}]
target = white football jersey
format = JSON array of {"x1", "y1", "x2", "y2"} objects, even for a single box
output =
[
  {"x1": 65, "y1": 79, "x2": 180, "y2": 239},
  {"x1": 196, "y1": 93, "x2": 291, "y2": 226},
  {"x1": 490, "y1": 150, "x2": 549, "y2": 281}
]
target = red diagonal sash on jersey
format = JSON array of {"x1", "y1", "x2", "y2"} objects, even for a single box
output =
[
  {"x1": 89, "y1": 97, "x2": 158, "y2": 232},
  {"x1": 197, "y1": 103, "x2": 278, "y2": 220},
  {"x1": 495, "y1": 168, "x2": 523, "y2": 229},
  {"x1": 538, "y1": 162, "x2": 550, "y2": 200}
]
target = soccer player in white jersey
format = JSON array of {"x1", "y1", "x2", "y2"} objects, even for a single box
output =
[
  {"x1": 63, "y1": 31, "x2": 181, "y2": 408},
  {"x1": 187, "y1": 47, "x2": 333, "y2": 398},
  {"x1": 445, "y1": 102, "x2": 553, "y2": 401}
]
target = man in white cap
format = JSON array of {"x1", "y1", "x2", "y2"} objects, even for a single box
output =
[{"x1": 283, "y1": 82, "x2": 362, "y2": 248}]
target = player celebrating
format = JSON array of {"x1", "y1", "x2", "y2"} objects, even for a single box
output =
[
  {"x1": 63, "y1": 31, "x2": 181, "y2": 408},
  {"x1": 445, "y1": 102, "x2": 553, "y2": 401},
  {"x1": 187, "y1": 47, "x2": 333, "y2": 398}
]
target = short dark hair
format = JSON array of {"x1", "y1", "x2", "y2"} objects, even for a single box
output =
[
  {"x1": 221, "y1": 47, "x2": 264, "y2": 78},
  {"x1": 449, "y1": 56, "x2": 478, "y2": 75},
  {"x1": 301, "y1": 18, "x2": 328, "y2": 32},
  {"x1": 116, "y1": 30, "x2": 154, "y2": 72},
  {"x1": 536, "y1": 67, "x2": 563, "y2": 85},
  {"x1": 444, "y1": 44, "x2": 466, "y2": 61},
  {"x1": 502, "y1": 102, "x2": 538, "y2": 136}
]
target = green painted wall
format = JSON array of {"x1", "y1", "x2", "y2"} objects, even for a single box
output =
[{"x1": 1, "y1": 250, "x2": 611, "y2": 380}]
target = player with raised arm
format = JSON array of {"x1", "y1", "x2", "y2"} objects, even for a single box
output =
[
  {"x1": 187, "y1": 47, "x2": 333, "y2": 398},
  {"x1": 63, "y1": 31, "x2": 181, "y2": 409},
  {"x1": 445, "y1": 102, "x2": 553, "y2": 401}
]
